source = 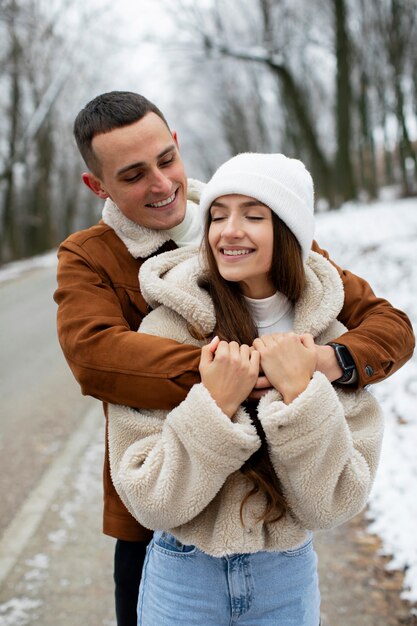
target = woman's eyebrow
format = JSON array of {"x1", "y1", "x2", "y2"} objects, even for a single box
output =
[{"x1": 211, "y1": 200, "x2": 266, "y2": 208}]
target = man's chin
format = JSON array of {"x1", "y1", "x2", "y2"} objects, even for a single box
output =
[
  {"x1": 165, "y1": 208, "x2": 187, "y2": 230},
  {"x1": 149, "y1": 212, "x2": 185, "y2": 231}
]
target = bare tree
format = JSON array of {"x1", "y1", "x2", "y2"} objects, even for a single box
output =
[
  {"x1": 158, "y1": 0, "x2": 417, "y2": 203},
  {"x1": 0, "y1": 0, "x2": 116, "y2": 263},
  {"x1": 373, "y1": 0, "x2": 417, "y2": 195},
  {"x1": 334, "y1": 0, "x2": 357, "y2": 203}
]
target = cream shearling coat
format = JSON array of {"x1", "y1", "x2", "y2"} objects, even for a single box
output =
[{"x1": 108, "y1": 247, "x2": 384, "y2": 557}]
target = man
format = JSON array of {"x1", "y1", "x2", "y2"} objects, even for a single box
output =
[{"x1": 54, "y1": 91, "x2": 415, "y2": 625}]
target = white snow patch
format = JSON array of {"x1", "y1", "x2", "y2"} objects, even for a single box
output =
[
  {"x1": 0, "y1": 597, "x2": 42, "y2": 626},
  {"x1": 0, "y1": 251, "x2": 57, "y2": 284},
  {"x1": 316, "y1": 196, "x2": 417, "y2": 603}
]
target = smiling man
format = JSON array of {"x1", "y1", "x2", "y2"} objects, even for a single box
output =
[
  {"x1": 82, "y1": 112, "x2": 188, "y2": 230},
  {"x1": 54, "y1": 91, "x2": 415, "y2": 626}
]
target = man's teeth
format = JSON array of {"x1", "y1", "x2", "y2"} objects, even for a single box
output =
[
  {"x1": 148, "y1": 192, "x2": 175, "y2": 208},
  {"x1": 222, "y1": 249, "x2": 252, "y2": 256}
]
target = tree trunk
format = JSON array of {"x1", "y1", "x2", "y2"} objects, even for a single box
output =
[
  {"x1": 358, "y1": 70, "x2": 377, "y2": 198},
  {"x1": 1, "y1": 15, "x2": 21, "y2": 263},
  {"x1": 334, "y1": 0, "x2": 356, "y2": 204},
  {"x1": 394, "y1": 76, "x2": 417, "y2": 195},
  {"x1": 267, "y1": 61, "x2": 335, "y2": 205}
]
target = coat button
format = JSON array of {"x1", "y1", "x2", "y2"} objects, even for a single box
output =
[{"x1": 365, "y1": 365, "x2": 374, "y2": 377}]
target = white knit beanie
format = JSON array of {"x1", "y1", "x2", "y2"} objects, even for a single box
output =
[{"x1": 199, "y1": 152, "x2": 315, "y2": 260}]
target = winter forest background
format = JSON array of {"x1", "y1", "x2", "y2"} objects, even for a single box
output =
[{"x1": 0, "y1": 0, "x2": 416, "y2": 264}]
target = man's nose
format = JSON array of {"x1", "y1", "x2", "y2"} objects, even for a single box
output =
[{"x1": 149, "y1": 169, "x2": 172, "y2": 195}]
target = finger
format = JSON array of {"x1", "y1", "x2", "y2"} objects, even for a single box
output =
[
  {"x1": 253, "y1": 337, "x2": 266, "y2": 351},
  {"x1": 229, "y1": 341, "x2": 241, "y2": 361},
  {"x1": 213, "y1": 340, "x2": 230, "y2": 361},
  {"x1": 300, "y1": 333, "x2": 315, "y2": 349},
  {"x1": 207, "y1": 335, "x2": 220, "y2": 353},
  {"x1": 248, "y1": 388, "x2": 271, "y2": 400},
  {"x1": 249, "y1": 349, "x2": 260, "y2": 375},
  {"x1": 253, "y1": 375, "x2": 271, "y2": 389},
  {"x1": 199, "y1": 343, "x2": 216, "y2": 369},
  {"x1": 240, "y1": 343, "x2": 251, "y2": 362}
]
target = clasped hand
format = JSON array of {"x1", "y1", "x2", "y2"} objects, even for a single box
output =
[{"x1": 199, "y1": 333, "x2": 317, "y2": 416}]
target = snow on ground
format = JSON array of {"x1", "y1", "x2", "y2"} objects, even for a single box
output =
[
  {"x1": 0, "y1": 195, "x2": 416, "y2": 603},
  {"x1": 0, "y1": 250, "x2": 57, "y2": 284},
  {"x1": 315, "y1": 196, "x2": 417, "y2": 602}
]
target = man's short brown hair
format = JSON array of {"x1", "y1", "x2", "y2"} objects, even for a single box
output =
[{"x1": 73, "y1": 91, "x2": 170, "y2": 176}]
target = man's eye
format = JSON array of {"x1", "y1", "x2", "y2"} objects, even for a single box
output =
[
  {"x1": 124, "y1": 173, "x2": 143, "y2": 182},
  {"x1": 160, "y1": 155, "x2": 175, "y2": 167}
]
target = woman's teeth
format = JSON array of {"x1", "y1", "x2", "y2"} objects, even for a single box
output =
[{"x1": 222, "y1": 249, "x2": 252, "y2": 256}]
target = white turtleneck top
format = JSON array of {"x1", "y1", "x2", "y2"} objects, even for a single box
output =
[{"x1": 244, "y1": 292, "x2": 295, "y2": 335}]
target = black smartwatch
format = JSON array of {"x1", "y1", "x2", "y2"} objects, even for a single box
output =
[{"x1": 327, "y1": 343, "x2": 357, "y2": 383}]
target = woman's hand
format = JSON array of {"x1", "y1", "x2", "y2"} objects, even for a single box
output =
[
  {"x1": 253, "y1": 333, "x2": 317, "y2": 404},
  {"x1": 199, "y1": 337, "x2": 260, "y2": 417}
]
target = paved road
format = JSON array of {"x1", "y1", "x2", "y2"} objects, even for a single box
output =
[
  {"x1": 0, "y1": 263, "x2": 416, "y2": 625},
  {"x1": 0, "y1": 263, "x2": 96, "y2": 535},
  {"x1": 0, "y1": 263, "x2": 115, "y2": 624}
]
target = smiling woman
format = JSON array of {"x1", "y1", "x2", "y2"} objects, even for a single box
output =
[{"x1": 108, "y1": 151, "x2": 384, "y2": 626}]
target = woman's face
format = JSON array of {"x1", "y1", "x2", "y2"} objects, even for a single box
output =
[{"x1": 208, "y1": 194, "x2": 275, "y2": 299}]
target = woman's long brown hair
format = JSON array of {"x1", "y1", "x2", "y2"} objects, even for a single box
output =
[{"x1": 197, "y1": 208, "x2": 306, "y2": 524}]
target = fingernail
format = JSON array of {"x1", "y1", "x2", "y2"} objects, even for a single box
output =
[{"x1": 210, "y1": 335, "x2": 219, "y2": 343}]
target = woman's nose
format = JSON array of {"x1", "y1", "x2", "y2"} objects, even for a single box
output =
[{"x1": 221, "y1": 216, "x2": 243, "y2": 238}]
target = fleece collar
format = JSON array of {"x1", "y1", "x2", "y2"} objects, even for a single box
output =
[
  {"x1": 101, "y1": 178, "x2": 204, "y2": 259},
  {"x1": 139, "y1": 247, "x2": 345, "y2": 339}
]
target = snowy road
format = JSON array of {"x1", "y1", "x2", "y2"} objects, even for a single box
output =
[
  {"x1": 0, "y1": 263, "x2": 115, "y2": 625},
  {"x1": 0, "y1": 262, "x2": 97, "y2": 536}
]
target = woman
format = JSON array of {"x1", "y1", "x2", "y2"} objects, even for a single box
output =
[{"x1": 108, "y1": 153, "x2": 384, "y2": 625}]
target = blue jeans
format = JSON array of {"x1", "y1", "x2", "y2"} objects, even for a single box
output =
[{"x1": 137, "y1": 531, "x2": 321, "y2": 625}]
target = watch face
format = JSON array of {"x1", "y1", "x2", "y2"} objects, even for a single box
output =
[
  {"x1": 329, "y1": 343, "x2": 356, "y2": 373},
  {"x1": 338, "y1": 346, "x2": 355, "y2": 370}
]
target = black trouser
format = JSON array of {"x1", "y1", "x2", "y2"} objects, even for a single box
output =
[{"x1": 114, "y1": 539, "x2": 148, "y2": 626}]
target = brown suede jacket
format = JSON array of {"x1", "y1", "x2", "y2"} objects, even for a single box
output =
[{"x1": 54, "y1": 222, "x2": 415, "y2": 542}]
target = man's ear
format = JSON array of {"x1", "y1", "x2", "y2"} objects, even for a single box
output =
[
  {"x1": 172, "y1": 130, "x2": 179, "y2": 149},
  {"x1": 82, "y1": 172, "x2": 109, "y2": 199}
]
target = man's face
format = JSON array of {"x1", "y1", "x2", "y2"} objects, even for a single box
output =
[{"x1": 83, "y1": 113, "x2": 187, "y2": 230}]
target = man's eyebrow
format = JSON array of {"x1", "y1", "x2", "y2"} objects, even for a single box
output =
[{"x1": 116, "y1": 144, "x2": 176, "y2": 177}]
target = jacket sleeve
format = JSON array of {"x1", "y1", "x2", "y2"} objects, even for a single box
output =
[
  {"x1": 108, "y1": 384, "x2": 260, "y2": 529},
  {"x1": 257, "y1": 372, "x2": 384, "y2": 530},
  {"x1": 312, "y1": 240, "x2": 415, "y2": 387},
  {"x1": 54, "y1": 238, "x2": 201, "y2": 410}
]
